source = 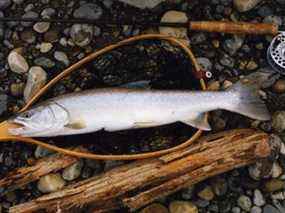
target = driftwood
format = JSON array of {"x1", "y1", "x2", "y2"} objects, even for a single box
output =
[
  {"x1": 0, "y1": 147, "x2": 84, "y2": 193},
  {"x1": 9, "y1": 129, "x2": 271, "y2": 213}
]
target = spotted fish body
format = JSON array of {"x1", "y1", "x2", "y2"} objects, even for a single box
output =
[{"x1": 8, "y1": 81, "x2": 270, "y2": 137}]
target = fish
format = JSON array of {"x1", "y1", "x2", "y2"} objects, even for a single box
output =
[{"x1": 7, "y1": 80, "x2": 270, "y2": 138}]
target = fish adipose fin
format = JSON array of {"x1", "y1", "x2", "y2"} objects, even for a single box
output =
[
  {"x1": 181, "y1": 113, "x2": 211, "y2": 131},
  {"x1": 226, "y1": 81, "x2": 270, "y2": 121}
]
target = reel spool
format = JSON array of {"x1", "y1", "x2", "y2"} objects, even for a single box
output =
[{"x1": 267, "y1": 31, "x2": 285, "y2": 74}]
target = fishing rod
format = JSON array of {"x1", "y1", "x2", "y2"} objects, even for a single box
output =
[{"x1": 0, "y1": 17, "x2": 285, "y2": 73}]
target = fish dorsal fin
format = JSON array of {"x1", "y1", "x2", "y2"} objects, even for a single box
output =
[{"x1": 181, "y1": 113, "x2": 211, "y2": 131}]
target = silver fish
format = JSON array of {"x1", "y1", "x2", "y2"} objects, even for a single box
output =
[{"x1": 8, "y1": 80, "x2": 270, "y2": 137}]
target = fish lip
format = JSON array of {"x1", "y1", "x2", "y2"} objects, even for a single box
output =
[{"x1": 7, "y1": 118, "x2": 26, "y2": 128}]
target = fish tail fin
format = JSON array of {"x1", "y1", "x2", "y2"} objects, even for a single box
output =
[{"x1": 225, "y1": 81, "x2": 270, "y2": 121}]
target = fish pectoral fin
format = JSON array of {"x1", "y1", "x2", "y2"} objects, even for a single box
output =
[
  {"x1": 133, "y1": 121, "x2": 160, "y2": 128},
  {"x1": 65, "y1": 120, "x2": 86, "y2": 129},
  {"x1": 181, "y1": 113, "x2": 211, "y2": 131}
]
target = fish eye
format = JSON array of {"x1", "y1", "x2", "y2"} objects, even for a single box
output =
[{"x1": 21, "y1": 111, "x2": 33, "y2": 118}]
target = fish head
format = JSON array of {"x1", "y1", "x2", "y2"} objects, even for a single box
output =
[{"x1": 7, "y1": 102, "x2": 69, "y2": 137}]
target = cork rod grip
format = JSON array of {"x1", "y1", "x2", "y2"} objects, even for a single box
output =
[{"x1": 190, "y1": 21, "x2": 279, "y2": 35}]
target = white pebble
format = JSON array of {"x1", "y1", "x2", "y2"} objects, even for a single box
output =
[
  {"x1": 33, "y1": 22, "x2": 50, "y2": 33},
  {"x1": 40, "y1": 42, "x2": 53, "y2": 53},
  {"x1": 37, "y1": 173, "x2": 66, "y2": 193},
  {"x1": 62, "y1": 160, "x2": 83, "y2": 181},
  {"x1": 272, "y1": 162, "x2": 283, "y2": 178},
  {"x1": 8, "y1": 51, "x2": 29, "y2": 74},
  {"x1": 23, "y1": 66, "x2": 47, "y2": 102},
  {"x1": 253, "y1": 189, "x2": 265, "y2": 207},
  {"x1": 54, "y1": 51, "x2": 70, "y2": 66}
]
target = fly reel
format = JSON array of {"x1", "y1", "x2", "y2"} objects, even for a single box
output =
[{"x1": 267, "y1": 31, "x2": 285, "y2": 74}]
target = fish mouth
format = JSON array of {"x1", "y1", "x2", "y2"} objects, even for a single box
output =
[{"x1": 7, "y1": 118, "x2": 32, "y2": 136}]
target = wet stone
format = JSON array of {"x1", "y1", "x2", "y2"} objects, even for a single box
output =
[
  {"x1": 39, "y1": 42, "x2": 53, "y2": 53},
  {"x1": 233, "y1": 0, "x2": 261, "y2": 12},
  {"x1": 181, "y1": 186, "x2": 195, "y2": 200},
  {"x1": 197, "y1": 185, "x2": 215, "y2": 201},
  {"x1": 24, "y1": 66, "x2": 47, "y2": 102},
  {"x1": 0, "y1": 94, "x2": 7, "y2": 115},
  {"x1": 237, "y1": 195, "x2": 252, "y2": 212},
  {"x1": 34, "y1": 57, "x2": 55, "y2": 68},
  {"x1": 272, "y1": 111, "x2": 285, "y2": 132},
  {"x1": 73, "y1": 3, "x2": 103, "y2": 20},
  {"x1": 34, "y1": 146, "x2": 54, "y2": 158},
  {"x1": 253, "y1": 189, "x2": 265, "y2": 207},
  {"x1": 21, "y1": 11, "x2": 39, "y2": 27},
  {"x1": 20, "y1": 30, "x2": 36, "y2": 44},
  {"x1": 8, "y1": 51, "x2": 29, "y2": 74},
  {"x1": 62, "y1": 160, "x2": 84, "y2": 181},
  {"x1": 139, "y1": 203, "x2": 169, "y2": 213},
  {"x1": 223, "y1": 35, "x2": 244, "y2": 55},
  {"x1": 54, "y1": 51, "x2": 70, "y2": 66},
  {"x1": 272, "y1": 79, "x2": 285, "y2": 94},
  {"x1": 70, "y1": 24, "x2": 93, "y2": 47},
  {"x1": 263, "y1": 205, "x2": 281, "y2": 213},
  {"x1": 117, "y1": 0, "x2": 164, "y2": 9},
  {"x1": 10, "y1": 82, "x2": 24, "y2": 97},
  {"x1": 37, "y1": 173, "x2": 66, "y2": 193},
  {"x1": 265, "y1": 179, "x2": 285, "y2": 192},
  {"x1": 33, "y1": 22, "x2": 50, "y2": 34},
  {"x1": 169, "y1": 201, "x2": 198, "y2": 213},
  {"x1": 0, "y1": 0, "x2": 11, "y2": 9},
  {"x1": 251, "y1": 206, "x2": 262, "y2": 213}
]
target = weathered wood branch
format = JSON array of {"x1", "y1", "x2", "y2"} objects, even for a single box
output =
[
  {"x1": 9, "y1": 129, "x2": 271, "y2": 213},
  {"x1": 0, "y1": 147, "x2": 84, "y2": 193}
]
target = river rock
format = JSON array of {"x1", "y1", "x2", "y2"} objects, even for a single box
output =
[
  {"x1": 34, "y1": 57, "x2": 55, "y2": 68},
  {"x1": 253, "y1": 189, "x2": 265, "y2": 207},
  {"x1": 159, "y1": 11, "x2": 189, "y2": 43},
  {"x1": 37, "y1": 173, "x2": 66, "y2": 193},
  {"x1": 8, "y1": 51, "x2": 29, "y2": 74},
  {"x1": 139, "y1": 203, "x2": 169, "y2": 213},
  {"x1": 272, "y1": 111, "x2": 285, "y2": 132},
  {"x1": 197, "y1": 186, "x2": 215, "y2": 201},
  {"x1": 21, "y1": 11, "x2": 39, "y2": 27},
  {"x1": 33, "y1": 22, "x2": 50, "y2": 33},
  {"x1": 39, "y1": 42, "x2": 53, "y2": 53},
  {"x1": 0, "y1": 0, "x2": 11, "y2": 9},
  {"x1": 233, "y1": 0, "x2": 261, "y2": 12},
  {"x1": 23, "y1": 66, "x2": 47, "y2": 102},
  {"x1": 73, "y1": 3, "x2": 103, "y2": 20},
  {"x1": 237, "y1": 195, "x2": 252, "y2": 212},
  {"x1": 169, "y1": 201, "x2": 198, "y2": 213},
  {"x1": 70, "y1": 24, "x2": 93, "y2": 47},
  {"x1": 54, "y1": 51, "x2": 69, "y2": 66},
  {"x1": 118, "y1": 0, "x2": 165, "y2": 9},
  {"x1": 62, "y1": 160, "x2": 84, "y2": 181}
]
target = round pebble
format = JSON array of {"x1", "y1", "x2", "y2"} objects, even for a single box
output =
[
  {"x1": 253, "y1": 189, "x2": 265, "y2": 207},
  {"x1": 272, "y1": 79, "x2": 285, "y2": 93},
  {"x1": 37, "y1": 173, "x2": 66, "y2": 193},
  {"x1": 54, "y1": 51, "x2": 70, "y2": 66},
  {"x1": 139, "y1": 203, "x2": 169, "y2": 213},
  {"x1": 39, "y1": 42, "x2": 53, "y2": 53},
  {"x1": 197, "y1": 186, "x2": 215, "y2": 201},
  {"x1": 62, "y1": 160, "x2": 84, "y2": 181},
  {"x1": 33, "y1": 22, "x2": 50, "y2": 33},
  {"x1": 264, "y1": 179, "x2": 285, "y2": 192},
  {"x1": 8, "y1": 51, "x2": 29, "y2": 74},
  {"x1": 272, "y1": 111, "x2": 285, "y2": 132},
  {"x1": 169, "y1": 201, "x2": 198, "y2": 213},
  {"x1": 237, "y1": 195, "x2": 252, "y2": 212},
  {"x1": 233, "y1": 0, "x2": 262, "y2": 12},
  {"x1": 70, "y1": 24, "x2": 93, "y2": 47}
]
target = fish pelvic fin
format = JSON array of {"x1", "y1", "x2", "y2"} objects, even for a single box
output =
[
  {"x1": 181, "y1": 113, "x2": 211, "y2": 131},
  {"x1": 225, "y1": 80, "x2": 270, "y2": 121}
]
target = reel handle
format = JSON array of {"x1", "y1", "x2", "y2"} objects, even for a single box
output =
[{"x1": 190, "y1": 21, "x2": 279, "y2": 35}]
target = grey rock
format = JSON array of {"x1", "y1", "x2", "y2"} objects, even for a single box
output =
[
  {"x1": 220, "y1": 54, "x2": 234, "y2": 68},
  {"x1": 70, "y1": 24, "x2": 93, "y2": 47},
  {"x1": 232, "y1": 207, "x2": 241, "y2": 213},
  {"x1": 251, "y1": 206, "x2": 262, "y2": 213},
  {"x1": 33, "y1": 22, "x2": 50, "y2": 33},
  {"x1": 233, "y1": 0, "x2": 261, "y2": 12},
  {"x1": 197, "y1": 57, "x2": 212, "y2": 72},
  {"x1": 39, "y1": 42, "x2": 53, "y2": 53},
  {"x1": 181, "y1": 186, "x2": 195, "y2": 200},
  {"x1": 37, "y1": 173, "x2": 66, "y2": 193},
  {"x1": 20, "y1": 30, "x2": 36, "y2": 44},
  {"x1": 263, "y1": 205, "x2": 281, "y2": 213},
  {"x1": 73, "y1": 3, "x2": 103, "y2": 20},
  {"x1": 211, "y1": 177, "x2": 228, "y2": 196},
  {"x1": 190, "y1": 33, "x2": 207, "y2": 45},
  {"x1": 62, "y1": 160, "x2": 84, "y2": 181},
  {"x1": 253, "y1": 189, "x2": 265, "y2": 207},
  {"x1": 41, "y1": 8, "x2": 56, "y2": 17},
  {"x1": 54, "y1": 51, "x2": 70, "y2": 66},
  {"x1": 223, "y1": 35, "x2": 244, "y2": 55},
  {"x1": 24, "y1": 66, "x2": 47, "y2": 102},
  {"x1": 237, "y1": 195, "x2": 252, "y2": 212},
  {"x1": 0, "y1": 0, "x2": 11, "y2": 9},
  {"x1": 13, "y1": 0, "x2": 24, "y2": 4},
  {"x1": 34, "y1": 57, "x2": 55, "y2": 68},
  {"x1": 34, "y1": 146, "x2": 54, "y2": 158},
  {"x1": 117, "y1": 0, "x2": 165, "y2": 9},
  {"x1": 263, "y1": 15, "x2": 283, "y2": 27},
  {"x1": 0, "y1": 94, "x2": 7, "y2": 115},
  {"x1": 24, "y1": 3, "x2": 34, "y2": 12},
  {"x1": 21, "y1": 11, "x2": 39, "y2": 27},
  {"x1": 257, "y1": 6, "x2": 273, "y2": 17},
  {"x1": 272, "y1": 111, "x2": 285, "y2": 132},
  {"x1": 8, "y1": 51, "x2": 29, "y2": 74}
]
